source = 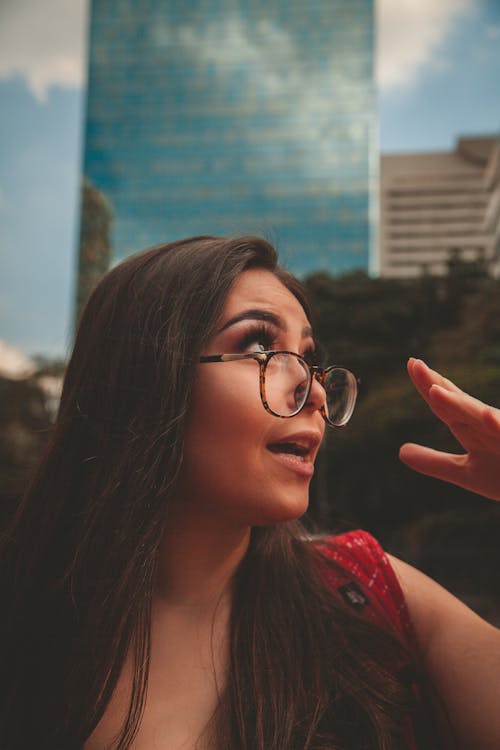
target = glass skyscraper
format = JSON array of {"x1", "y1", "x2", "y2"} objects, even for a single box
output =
[{"x1": 80, "y1": 0, "x2": 376, "y2": 280}]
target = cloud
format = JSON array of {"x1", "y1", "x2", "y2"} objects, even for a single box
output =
[
  {"x1": 0, "y1": 0, "x2": 88, "y2": 102},
  {"x1": 377, "y1": 0, "x2": 476, "y2": 90},
  {"x1": 151, "y1": 16, "x2": 301, "y2": 96},
  {"x1": 0, "y1": 339, "x2": 35, "y2": 380},
  {"x1": 150, "y1": 16, "x2": 366, "y2": 179},
  {"x1": 0, "y1": 0, "x2": 480, "y2": 102}
]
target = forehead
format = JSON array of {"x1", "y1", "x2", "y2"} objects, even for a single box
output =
[{"x1": 221, "y1": 268, "x2": 311, "y2": 328}]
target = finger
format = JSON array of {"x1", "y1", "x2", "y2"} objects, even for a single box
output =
[
  {"x1": 428, "y1": 384, "x2": 500, "y2": 440},
  {"x1": 420, "y1": 386, "x2": 500, "y2": 454},
  {"x1": 407, "y1": 360, "x2": 500, "y2": 438},
  {"x1": 484, "y1": 404, "x2": 500, "y2": 433},
  {"x1": 399, "y1": 442, "x2": 468, "y2": 484},
  {"x1": 407, "y1": 358, "x2": 463, "y2": 403},
  {"x1": 404, "y1": 375, "x2": 471, "y2": 431},
  {"x1": 444, "y1": 420, "x2": 500, "y2": 456}
]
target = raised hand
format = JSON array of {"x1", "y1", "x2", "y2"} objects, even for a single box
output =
[{"x1": 399, "y1": 358, "x2": 500, "y2": 501}]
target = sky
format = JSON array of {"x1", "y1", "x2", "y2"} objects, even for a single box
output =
[{"x1": 0, "y1": 0, "x2": 499, "y2": 360}]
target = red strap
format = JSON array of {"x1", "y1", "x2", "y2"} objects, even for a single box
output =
[
  {"x1": 317, "y1": 530, "x2": 418, "y2": 653},
  {"x1": 317, "y1": 532, "x2": 457, "y2": 749}
]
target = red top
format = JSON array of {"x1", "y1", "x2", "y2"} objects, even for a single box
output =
[
  {"x1": 317, "y1": 530, "x2": 453, "y2": 749},
  {"x1": 318, "y1": 529, "x2": 417, "y2": 647}
]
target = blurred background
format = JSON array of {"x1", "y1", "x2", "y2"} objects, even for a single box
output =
[{"x1": 1, "y1": 0, "x2": 499, "y2": 621}]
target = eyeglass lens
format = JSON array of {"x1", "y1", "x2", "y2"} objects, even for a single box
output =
[
  {"x1": 265, "y1": 353, "x2": 310, "y2": 416},
  {"x1": 264, "y1": 353, "x2": 356, "y2": 426},
  {"x1": 323, "y1": 367, "x2": 357, "y2": 426}
]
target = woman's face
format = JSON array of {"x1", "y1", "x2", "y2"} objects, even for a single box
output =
[{"x1": 174, "y1": 268, "x2": 327, "y2": 528}]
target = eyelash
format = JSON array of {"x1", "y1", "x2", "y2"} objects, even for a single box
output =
[
  {"x1": 237, "y1": 323, "x2": 277, "y2": 353},
  {"x1": 236, "y1": 323, "x2": 318, "y2": 364}
]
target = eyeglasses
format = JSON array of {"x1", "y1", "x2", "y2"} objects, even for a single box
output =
[{"x1": 199, "y1": 350, "x2": 358, "y2": 427}]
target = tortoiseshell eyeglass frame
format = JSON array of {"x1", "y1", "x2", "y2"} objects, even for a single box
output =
[{"x1": 198, "y1": 350, "x2": 358, "y2": 427}]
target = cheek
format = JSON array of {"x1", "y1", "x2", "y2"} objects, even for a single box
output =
[
  {"x1": 177, "y1": 369, "x2": 310, "y2": 525},
  {"x1": 179, "y1": 412, "x2": 263, "y2": 522},
  {"x1": 199, "y1": 412, "x2": 263, "y2": 470},
  {"x1": 190, "y1": 366, "x2": 263, "y2": 433},
  {"x1": 182, "y1": 371, "x2": 265, "y2": 476}
]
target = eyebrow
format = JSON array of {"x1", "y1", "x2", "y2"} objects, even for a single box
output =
[{"x1": 217, "y1": 308, "x2": 313, "y2": 339}]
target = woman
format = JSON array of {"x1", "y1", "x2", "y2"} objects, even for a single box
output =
[{"x1": 1, "y1": 235, "x2": 499, "y2": 749}]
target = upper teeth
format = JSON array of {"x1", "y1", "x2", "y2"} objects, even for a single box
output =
[{"x1": 271, "y1": 442, "x2": 308, "y2": 455}]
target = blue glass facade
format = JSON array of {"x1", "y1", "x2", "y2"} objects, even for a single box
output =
[{"x1": 81, "y1": 0, "x2": 376, "y2": 277}]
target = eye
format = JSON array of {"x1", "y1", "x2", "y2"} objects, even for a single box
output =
[
  {"x1": 303, "y1": 338, "x2": 324, "y2": 366},
  {"x1": 302, "y1": 347, "x2": 319, "y2": 366},
  {"x1": 237, "y1": 324, "x2": 277, "y2": 353}
]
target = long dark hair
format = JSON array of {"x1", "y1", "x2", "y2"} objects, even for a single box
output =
[{"x1": 1, "y1": 236, "x2": 430, "y2": 749}]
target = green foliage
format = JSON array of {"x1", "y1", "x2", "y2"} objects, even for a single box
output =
[
  {"x1": 0, "y1": 375, "x2": 53, "y2": 525},
  {"x1": 304, "y1": 271, "x2": 441, "y2": 382},
  {"x1": 314, "y1": 365, "x2": 500, "y2": 538},
  {"x1": 3, "y1": 268, "x2": 500, "y2": 578},
  {"x1": 305, "y1": 269, "x2": 500, "y2": 612}
]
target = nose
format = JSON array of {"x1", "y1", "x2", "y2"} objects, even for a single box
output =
[{"x1": 306, "y1": 371, "x2": 327, "y2": 412}]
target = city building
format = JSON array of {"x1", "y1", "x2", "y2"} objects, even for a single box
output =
[
  {"x1": 379, "y1": 135, "x2": 500, "y2": 278},
  {"x1": 78, "y1": 0, "x2": 376, "y2": 303}
]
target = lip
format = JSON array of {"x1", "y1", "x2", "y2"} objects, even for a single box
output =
[{"x1": 266, "y1": 430, "x2": 322, "y2": 478}]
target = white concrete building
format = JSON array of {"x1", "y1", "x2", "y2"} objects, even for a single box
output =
[{"x1": 379, "y1": 136, "x2": 500, "y2": 278}]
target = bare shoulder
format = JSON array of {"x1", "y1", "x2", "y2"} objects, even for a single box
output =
[
  {"x1": 387, "y1": 554, "x2": 500, "y2": 749},
  {"x1": 387, "y1": 554, "x2": 498, "y2": 647}
]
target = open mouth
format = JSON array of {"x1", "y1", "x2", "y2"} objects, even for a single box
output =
[
  {"x1": 266, "y1": 432, "x2": 321, "y2": 474},
  {"x1": 267, "y1": 442, "x2": 310, "y2": 462}
]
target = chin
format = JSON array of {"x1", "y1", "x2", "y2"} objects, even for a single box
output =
[{"x1": 252, "y1": 491, "x2": 310, "y2": 526}]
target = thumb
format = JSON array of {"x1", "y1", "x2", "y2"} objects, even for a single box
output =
[{"x1": 399, "y1": 443, "x2": 467, "y2": 485}]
